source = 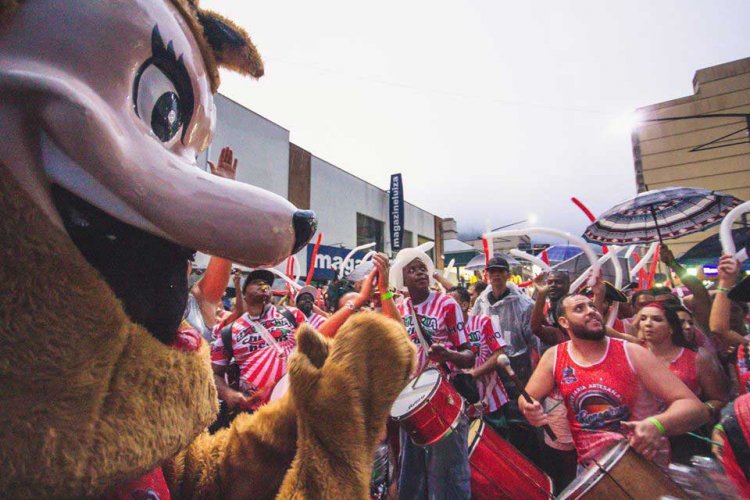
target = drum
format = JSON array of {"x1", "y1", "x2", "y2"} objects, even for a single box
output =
[
  {"x1": 390, "y1": 368, "x2": 464, "y2": 446},
  {"x1": 467, "y1": 418, "x2": 553, "y2": 499},
  {"x1": 269, "y1": 373, "x2": 289, "y2": 402},
  {"x1": 558, "y1": 441, "x2": 687, "y2": 499}
]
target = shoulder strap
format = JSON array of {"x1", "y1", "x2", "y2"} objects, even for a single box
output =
[
  {"x1": 278, "y1": 307, "x2": 298, "y2": 329},
  {"x1": 220, "y1": 323, "x2": 234, "y2": 359}
]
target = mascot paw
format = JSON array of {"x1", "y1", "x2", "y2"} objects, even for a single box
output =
[{"x1": 277, "y1": 312, "x2": 415, "y2": 498}]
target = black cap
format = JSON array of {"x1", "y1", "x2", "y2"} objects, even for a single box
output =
[
  {"x1": 487, "y1": 256, "x2": 510, "y2": 271},
  {"x1": 245, "y1": 269, "x2": 275, "y2": 288}
]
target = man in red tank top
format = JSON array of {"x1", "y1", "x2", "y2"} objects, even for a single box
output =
[{"x1": 519, "y1": 294, "x2": 707, "y2": 467}]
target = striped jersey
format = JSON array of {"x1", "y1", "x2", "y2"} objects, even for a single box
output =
[
  {"x1": 397, "y1": 292, "x2": 468, "y2": 373},
  {"x1": 465, "y1": 314, "x2": 508, "y2": 411},
  {"x1": 306, "y1": 312, "x2": 327, "y2": 329},
  {"x1": 210, "y1": 305, "x2": 305, "y2": 393}
]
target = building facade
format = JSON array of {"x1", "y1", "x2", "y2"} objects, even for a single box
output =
[
  {"x1": 195, "y1": 94, "x2": 443, "y2": 280},
  {"x1": 632, "y1": 57, "x2": 750, "y2": 255}
]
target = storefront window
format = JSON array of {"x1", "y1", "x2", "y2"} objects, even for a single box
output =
[
  {"x1": 417, "y1": 235, "x2": 434, "y2": 260},
  {"x1": 404, "y1": 230, "x2": 414, "y2": 248},
  {"x1": 357, "y1": 213, "x2": 384, "y2": 252}
]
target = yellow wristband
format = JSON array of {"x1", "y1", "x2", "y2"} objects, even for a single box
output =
[{"x1": 647, "y1": 416, "x2": 666, "y2": 436}]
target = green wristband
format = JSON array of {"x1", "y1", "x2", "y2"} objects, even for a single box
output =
[
  {"x1": 381, "y1": 291, "x2": 395, "y2": 301},
  {"x1": 647, "y1": 416, "x2": 666, "y2": 436},
  {"x1": 714, "y1": 423, "x2": 725, "y2": 433},
  {"x1": 716, "y1": 287, "x2": 732, "y2": 294}
]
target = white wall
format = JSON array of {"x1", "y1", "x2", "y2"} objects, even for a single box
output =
[{"x1": 199, "y1": 94, "x2": 290, "y2": 198}]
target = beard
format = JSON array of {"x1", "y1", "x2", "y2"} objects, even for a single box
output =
[{"x1": 569, "y1": 322, "x2": 606, "y2": 341}]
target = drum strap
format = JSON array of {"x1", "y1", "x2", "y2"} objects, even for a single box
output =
[
  {"x1": 409, "y1": 301, "x2": 431, "y2": 350},
  {"x1": 250, "y1": 320, "x2": 285, "y2": 356}
]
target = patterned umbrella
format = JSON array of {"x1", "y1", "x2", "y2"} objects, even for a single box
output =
[{"x1": 582, "y1": 187, "x2": 742, "y2": 245}]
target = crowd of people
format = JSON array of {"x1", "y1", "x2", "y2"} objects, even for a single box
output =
[{"x1": 182, "y1": 147, "x2": 750, "y2": 499}]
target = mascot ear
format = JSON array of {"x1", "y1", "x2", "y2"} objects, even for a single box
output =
[
  {"x1": 172, "y1": 0, "x2": 264, "y2": 93},
  {"x1": 196, "y1": 10, "x2": 264, "y2": 79}
]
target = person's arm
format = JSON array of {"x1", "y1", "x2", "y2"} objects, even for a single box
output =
[
  {"x1": 529, "y1": 273, "x2": 565, "y2": 345},
  {"x1": 621, "y1": 343, "x2": 707, "y2": 459},
  {"x1": 709, "y1": 255, "x2": 747, "y2": 346},
  {"x1": 661, "y1": 244, "x2": 711, "y2": 332},
  {"x1": 428, "y1": 343, "x2": 475, "y2": 369},
  {"x1": 373, "y1": 253, "x2": 402, "y2": 322},
  {"x1": 212, "y1": 363, "x2": 248, "y2": 409},
  {"x1": 317, "y1": 269, "x2": 377, "y2": 338},
  {"x1": 696, "y1": 348, "x2": 729, "y2": 423},
  {"x1": 605, "y1": 326, "x2": 639, "y2": 343},
  {"x1": 518, "y1": 347, "x2": 557, "y2": 427},
  {"x1": 216, "y1": 272, "x2": 244, "y2": 328},
  {"x1": 432, "y1": 271, "x2": 454, "y2": 292},
  {"x1": 190, "y1": 148, "x2": 239, "y2": 328},
  {"x1": 428, "y1": 299, "x2": 475, "y2": 368}
]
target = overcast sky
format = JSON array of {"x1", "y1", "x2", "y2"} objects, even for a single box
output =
[{"x1": 204, "y1": 0, "x2": 750, "y2": 242}]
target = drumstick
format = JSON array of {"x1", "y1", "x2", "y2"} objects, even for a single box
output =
[{"x1": 497, "y1": 354, "x2": 557, "y2": 441}]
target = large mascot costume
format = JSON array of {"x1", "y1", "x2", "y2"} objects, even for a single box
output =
[{"x1": 0, "y1": 1, "x2": 414, "y2": 497}]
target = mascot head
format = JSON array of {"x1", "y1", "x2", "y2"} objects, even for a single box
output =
[
  {"x1": 0, "y1": 1, "x2": 315, "y2": 495},
  {"x1": 0, "y1": 0, "x2": 316, "y2": 343}
]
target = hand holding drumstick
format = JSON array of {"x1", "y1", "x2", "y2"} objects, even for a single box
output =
[{"x1": 499, "y1": 354, "x2": 557, "y2": 441}]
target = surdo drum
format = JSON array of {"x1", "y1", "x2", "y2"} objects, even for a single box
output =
[
  {"x1": 390, "y1": 368, "x2": 464, "y2": 446},
  {"x1": 467, "y1": 418, "x2": 553, "y2": 499},
  {"x1": 558, "y1": 441, "x2": 687, "y2": 499}
]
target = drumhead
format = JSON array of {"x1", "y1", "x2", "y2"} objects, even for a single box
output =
[
  {"x1": 467, "y1": 418, "x2": 484, "y2": 457},
  {"x1": 390, "y1": 368, "x2": 442, "y2": 419},
  {"x1": 269, "y1": 373, "x2": 289, "y2": 402},
  {"x1": 558, "y1": 440, "x2": 629, "y2": 499}
]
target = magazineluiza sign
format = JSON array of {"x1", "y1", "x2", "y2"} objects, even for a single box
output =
[
  {"x1": 389, "y1": 173, "x2": 404, "y2": 253},
  {"x1": 306, "y1": 244, "x2": 367, "y2": 281}
]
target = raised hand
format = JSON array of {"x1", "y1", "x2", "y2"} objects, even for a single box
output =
[
  {"x1": 208, "y1": 146, "x2": 239, "y2": 180},
  {"x1": 533, "y1": 272, "x2": 550, "y2": 295},
  {"x1": 372, "y1": 253, "x2": 390, "y2": 294},
  {"x1": 717, "y1": 254, "x2": 739, "y2": 287}
]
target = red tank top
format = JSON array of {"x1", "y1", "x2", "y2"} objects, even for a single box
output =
[
  {"x1": 669, "y1": 348, "x2": 700, "y2": 397},
  {"x1": 554, "y1": 338, "x2": 663, "y2": 465}
]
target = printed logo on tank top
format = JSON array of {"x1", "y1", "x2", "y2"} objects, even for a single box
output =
[
  {"x1": 569, "y1": 383, "x2": 630, "y2": 431},
  {"x1": 561, "y1": 366, "x2": 577, "y2": 384}
]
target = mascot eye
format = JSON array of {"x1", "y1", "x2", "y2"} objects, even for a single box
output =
[{"x1": 135, "y1": 65, "x2": 184, "y2": 143}]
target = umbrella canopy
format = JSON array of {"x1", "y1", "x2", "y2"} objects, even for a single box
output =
[
  {"x1": 582, "y1": 187, "x2": 742, "y2": 245},
  {"x1": 543, "y1": 244, "x2": 584, "y2": 263},
  {"x1": 464, "y1": 252, "x2": 519, "y2": 271}
]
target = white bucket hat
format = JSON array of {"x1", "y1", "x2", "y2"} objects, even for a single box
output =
[{"x1": 389, "y1": 247, "x2": 435, "y2": 291}]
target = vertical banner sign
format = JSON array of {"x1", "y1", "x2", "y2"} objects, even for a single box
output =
[{"x1": 389, "y1": 173, "x2": 404, "y2": 253}]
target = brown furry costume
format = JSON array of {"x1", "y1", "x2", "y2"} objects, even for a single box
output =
[{"x1": 0, "y1": 1, "x2": 415, "y2": 498}]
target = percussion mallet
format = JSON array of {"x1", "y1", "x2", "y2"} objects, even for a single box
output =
[{"x1": 497, "y1": 354, "x2": 557, "y2": 441}]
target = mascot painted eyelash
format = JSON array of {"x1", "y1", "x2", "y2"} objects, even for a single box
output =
[{"x1": 0, "y1": 1, "x2": 414, "y2": 498}]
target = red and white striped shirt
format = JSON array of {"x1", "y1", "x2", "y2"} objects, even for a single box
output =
[
  {"x1": 398, "y1": 292, "x2": 469, "y2": 373},
  {"x1": 306, "y1": 312, "x2": 327, "y2": 329},
  {"x1": 465, "y1": 314, "x2": 508, "y2": 412},
  {"x1": 211, "y1": 305, "x2": 305, "y2": 393}
]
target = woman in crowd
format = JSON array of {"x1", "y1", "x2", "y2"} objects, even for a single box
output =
[{"x1": 639, "y1": 302, "x2": 728, "y2": 463}]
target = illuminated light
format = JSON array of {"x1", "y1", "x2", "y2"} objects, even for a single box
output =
[
  {"x1": 686, "y1": 267, "x2": 698, "y2": 276},
  {"x1": 703, "y1": 266, "x2": 718, "y2": 277},
  {"x1": 528, "y1": 214, "x2": 538, "y2": 225}
]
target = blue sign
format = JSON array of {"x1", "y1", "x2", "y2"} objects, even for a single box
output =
[
  {"x1": 307, "y1": 244, "x2": 367, "y2": 281},
  {"x1": 389, "y1": 173, "x2": 404, "y2": 253}
]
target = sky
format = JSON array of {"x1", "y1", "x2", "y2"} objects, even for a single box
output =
[{"x1": 204, "y1": 0, "x2": 750, "y2": 241}]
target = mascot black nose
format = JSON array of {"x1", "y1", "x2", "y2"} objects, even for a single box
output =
[{"x1": 292, "y1": 210, "x2": 317, "y2": 254}]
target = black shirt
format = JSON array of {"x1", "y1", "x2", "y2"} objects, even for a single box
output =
[{"x1": 487, "y1": 287, "x2": 510, "y2": 305}]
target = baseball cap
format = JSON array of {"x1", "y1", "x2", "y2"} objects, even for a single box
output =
[
  {"x1": 296, "y1": 285, "x2": 319, "y2": 302},
  {"x1": 245, "y1": 269, "x2": 275, "y2": 288},
  {"x1": 486, "y1": 256, "x2": 510, "y2": 271}
]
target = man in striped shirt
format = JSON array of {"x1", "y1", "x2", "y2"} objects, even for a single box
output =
[
  {"x1": 211, "y1": 270, "x2": 305, "y2": 412},
  {"x1": 295, "y1": 285, "x2": 327, "y2": 329},
  {"x1": 390, "y1": 248, "x2": 474, "y2": 500},
  {"x1": 449, "y1": 286, "x2": 508, "y2": 422}
]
